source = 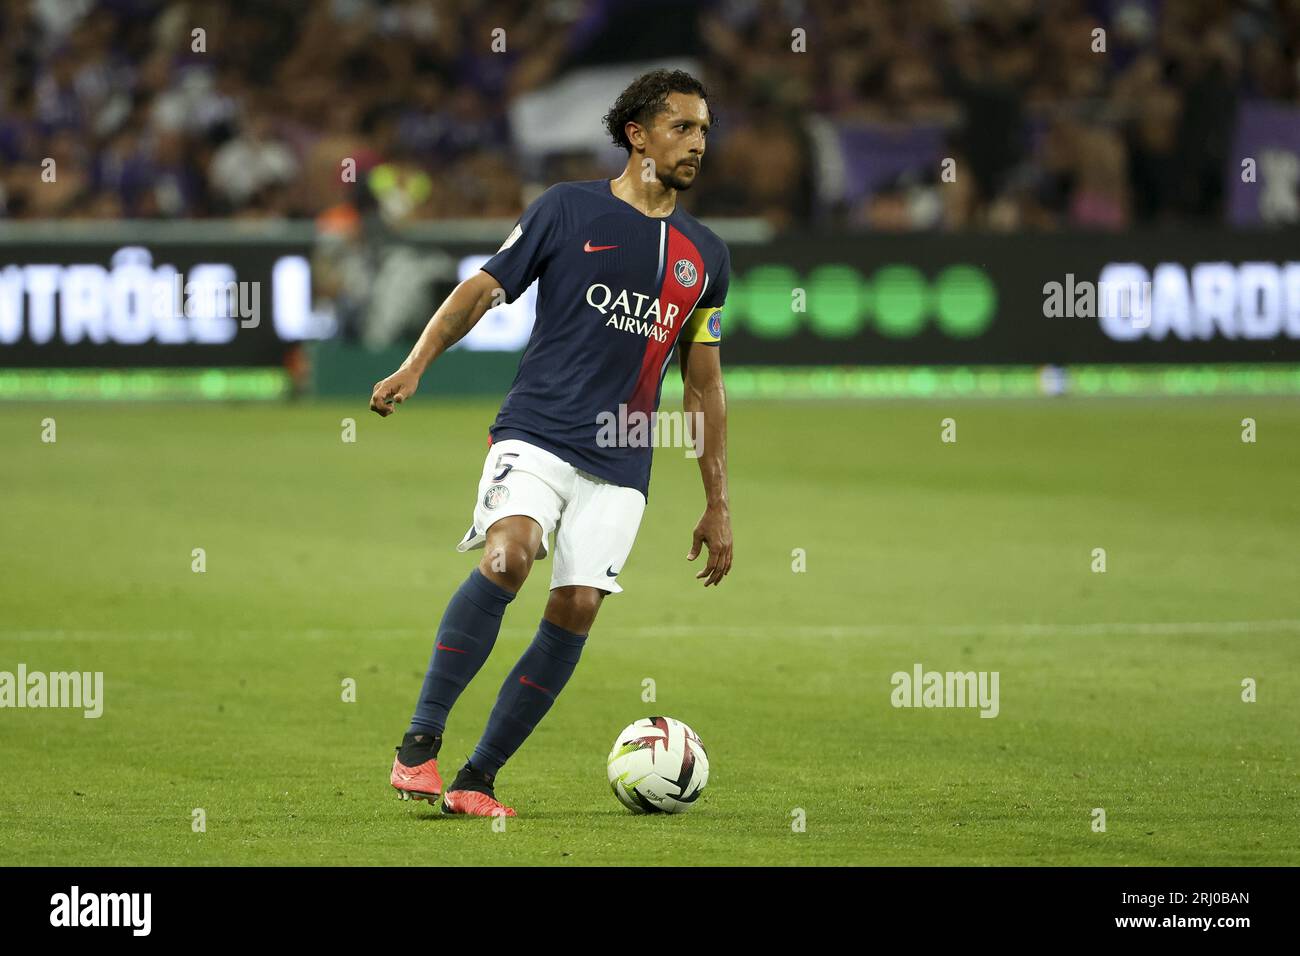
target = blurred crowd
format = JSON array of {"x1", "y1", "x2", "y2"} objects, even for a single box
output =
[{"x1": 1, "y1": 0, "x2": 1298, "y2": 232}]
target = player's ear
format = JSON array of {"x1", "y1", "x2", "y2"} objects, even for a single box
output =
[{"x1": 625, "y1": 120, "x2": 644, "y2": 151}]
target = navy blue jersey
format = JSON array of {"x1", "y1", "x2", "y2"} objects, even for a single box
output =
[{"x1": 480, "y1": 179, "x2": 729, "y2": 497}]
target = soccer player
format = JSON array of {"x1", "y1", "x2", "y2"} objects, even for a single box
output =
[{"x1": 370, "y1": 69, "x2": 732, "y2": 817}]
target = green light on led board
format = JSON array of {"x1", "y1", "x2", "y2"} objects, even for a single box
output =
[
  {"x1": 656, "y1": 364, "x2": 1300, "y2": 400},
  {"x1": 726, "y1": 263, "x2": 995, "y2": 340},
  {"x1": 934, "y1": 265, "x2": 997, "y2": 338},
  {"x1": 740, "y1": 265, "x2": 802, "y2": 339},
  {"x1": 805, "y1": 264, "x2": 868, "y2": 338},
  {"x1": 0, "y1": 368, "x2": 291, "y2": 401},
  {"x1": 871, "y1": 265, "x2": 929, "y2": 338}
]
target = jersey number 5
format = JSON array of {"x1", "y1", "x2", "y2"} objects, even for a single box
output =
[{"x1": 492, "y1": 452, "x2": 520, "y2": 481}]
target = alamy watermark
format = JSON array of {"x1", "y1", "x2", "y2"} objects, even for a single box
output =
[
  {"x1": 1043, "y1": 272, "x2": 1151, "y2": 327},
  {"x1": 0, "y1": 665, "x2": 103, "y2": 718},
  {"x1": 596, "y1": 405, "x2": 704, "y2": 458},
  {"x1": 890, "y1": 663, "x2": 999, "y2": 718},
  {"x1": 50, "y1": 886, "x2": 150, "y2": 935}
]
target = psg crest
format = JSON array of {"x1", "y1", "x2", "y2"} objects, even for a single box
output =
[
  {"x1": 483, "y1": 484, "x2": 510, "y2": 509},
  {"x1": 674, "y1": 258, "x2": 698, "y2": 288},
  {"x1": 708, "y1": 310, "x2": 722, "y2": 338}
]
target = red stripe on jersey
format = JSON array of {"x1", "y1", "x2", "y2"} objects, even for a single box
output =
[{"x1": 626, "y1": 225, "x2": 707, "y2": 416}]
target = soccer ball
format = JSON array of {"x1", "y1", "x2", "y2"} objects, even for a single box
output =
[{"x1": 607, "y1": 716, "x2": 709, "y2": 813}]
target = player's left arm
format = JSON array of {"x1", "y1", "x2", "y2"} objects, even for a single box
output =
[{"x1": 679, "y1": 332, "x2": 731, "y2": 587}]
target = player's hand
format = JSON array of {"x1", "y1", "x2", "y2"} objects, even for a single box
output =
[
  {"x1": 369, "y1": 367, "x2": 420, "y2": 417},
  {"x1": 687, "y1": 505, "x2": 732, "y2": 587}
]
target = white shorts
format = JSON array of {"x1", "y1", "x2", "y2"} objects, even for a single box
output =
[{"x1": 456, "y1": 439, "x2": 647, "y2": 594}]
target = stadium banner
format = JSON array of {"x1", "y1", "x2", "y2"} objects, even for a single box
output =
[
  {"x1": 0, "y1": 236, "x2": 320, "y2": 368},
  {"x1": 714, "y1": 230, "x2": 1300, "y2": 366},
  {"x1": 3, "y1": 228, "x2": 1299, "y2": 376},
  {"x1": 1228, "y1": 101, "x2": 1300, "y2": 227}
]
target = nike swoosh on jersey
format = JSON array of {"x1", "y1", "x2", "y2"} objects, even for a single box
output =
[{"x1": 583, "y1": 241, "x2": 619, "y2": 252}]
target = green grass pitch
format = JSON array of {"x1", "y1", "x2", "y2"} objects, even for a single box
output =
[{"x1": 1, "y1": 396, "x2": 1297, "y2": 865}]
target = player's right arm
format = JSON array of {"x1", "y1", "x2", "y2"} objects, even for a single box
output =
[{"x1": 369, "y1": 270, "x2": 503, "y2": 417}]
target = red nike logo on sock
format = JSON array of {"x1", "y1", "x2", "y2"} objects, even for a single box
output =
[
  {"x1": 583, "y1": 241, "x2": 618, "y2": 252},
  {"x1": 437, "y1": 642, "x2": 468, "y2": 654},
  {"x1": 519, "y1": 675, "x2": 552, "y2": 693}
]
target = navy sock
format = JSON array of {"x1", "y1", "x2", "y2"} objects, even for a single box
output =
[
  {"x1": 408, "y1": 568, "x2": 516, "y2": 736},
  {"x1": 470, "y1": 618, "x2": 587, "y2": 776}
]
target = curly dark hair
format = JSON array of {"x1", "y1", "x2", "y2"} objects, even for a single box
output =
[{"x1": 603, "y1": 69, "x2": 711, "y2": 153}]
